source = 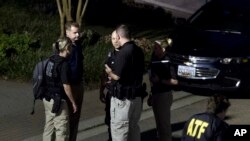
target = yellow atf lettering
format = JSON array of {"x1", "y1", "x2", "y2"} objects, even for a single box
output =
[
  {"x1": 197, "y1": 121, "x2": 208, "y2": 139},
  {"x1": 186, "y1": 118, "x2": 209, "y2": 139},
  {"x1": 192, "y1": 119, "x2": 203, "y2": 136},
  {"x1": 187, "y1": 118, "x2": 195, "y2": 136}
]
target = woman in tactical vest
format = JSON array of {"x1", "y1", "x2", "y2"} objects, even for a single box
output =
[{"x1": 43, "y1": 38, "x2": 77, "y2": 141}]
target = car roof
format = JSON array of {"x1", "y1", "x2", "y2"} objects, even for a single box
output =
[{"x1": 187, "y1": 0, "x2": 250, "y2": 34}]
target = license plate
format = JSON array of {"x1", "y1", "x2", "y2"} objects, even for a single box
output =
[{"x1": 178, "y1": 65, "x2": 196, "y2": 78}]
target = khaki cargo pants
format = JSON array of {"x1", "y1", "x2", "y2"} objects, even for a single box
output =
[{"x1": 43, "y1": 98, "x2": 69, "y2": 141}]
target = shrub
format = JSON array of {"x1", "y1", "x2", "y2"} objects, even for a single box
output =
[
  {"x1": 134, "y1": 37, "x2": 154, "y2": 70},
  {"x1": 0, "y1": 3, "x2": 61, "y2": 81},
  {"x1": 0, "y1": 33, "x2": 32, "y2": 59},
  {"x1": 0, "y1": 2, "x2": 158, "y2": 88},
  {"x1": 0, "y1": 33, "x2": 35, "y2": 79},
  {"x1": 0, "y1": 32, "x2": 51, "y2": 81},
  {"x1": 0, "y1": 3, "x2": 60, "y2": 51},
  {"x1": 83, "y1": 41, "x2": 113, "y2": 89}
]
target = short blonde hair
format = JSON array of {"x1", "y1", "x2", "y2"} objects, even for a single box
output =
[{"x1": 53, "y1": 38, "x2": 72, "y2": 52}]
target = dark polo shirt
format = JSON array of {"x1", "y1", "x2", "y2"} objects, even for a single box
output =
[{"x1": 113, "y1": 41, "x2": 144, "y2": 87}]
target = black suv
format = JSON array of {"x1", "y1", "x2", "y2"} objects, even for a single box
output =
[{"x1": 167, "y1": 0, "x2": 250, "y2": 94}]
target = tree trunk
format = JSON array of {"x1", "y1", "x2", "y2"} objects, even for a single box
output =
[
  {"x1": 76, "y1": 0, "x2": 89, "y2": 28},
  {"x1": 63, "y1": 0, "x2": 73, "y2": 22},
  {"x1": 60, "y1": 16, "x2": 66, "y2": 38},
  {"x1": 56, "y1": 0, "x2": 89, "y2": 37},
  {"x1": 56, "y1": 0, "x2": 65, "y2": 38}
]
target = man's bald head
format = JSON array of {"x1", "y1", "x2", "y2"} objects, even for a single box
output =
[
  {"x1": 115, "y1": 24, "x2": 131, "y2": 39},
  {"x1": 115, "y1": 24, "x2": 131, "y2": 46},
  {"x1": 111, "y1": 30, "x2": 120, "y2": 49}
]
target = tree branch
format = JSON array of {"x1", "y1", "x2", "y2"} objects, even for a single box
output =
[
  {"x1": 57, "y1": 0, "x2": 66, "y2": 38},
  {"x1": 56, "y1": 0, "x2": 63, "y2": 17},
  {"x1": 67, "y1": 0, "x2": 73, "y2": 21},
  {"x1": 76, "y1": 0, "x2": 83, "y2": 25},
  {"x1": 76, "y1": 0, "x2": 89, "y2": 27},
  {"x1": 80, "y1": 0, "x2": 89, "y2": 21}
]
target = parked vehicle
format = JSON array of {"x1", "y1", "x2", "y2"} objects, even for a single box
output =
[{"x1": 166, "y1": 0, "x2": 250, "y2": 94}]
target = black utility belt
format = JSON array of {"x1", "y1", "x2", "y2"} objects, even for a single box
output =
[
  {"x1": 112, "y1": 86, "x2": 142, "y2": 100},
  {"x1": 43, "y1": 92, "x2": 66, "y2": 102}
]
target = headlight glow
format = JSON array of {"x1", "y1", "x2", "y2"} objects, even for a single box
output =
[{"x1": 220, "y1": 58, "x2": 249, "y2": 64}]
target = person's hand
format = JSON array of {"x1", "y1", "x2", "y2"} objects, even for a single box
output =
[
  {"x1": 72, "y1": 103, "x2": 78, "y2": 113},
  {"x1": 105, "y1": 64, "x2": 112, "y2": 74},
  {"x1": 170, "y1": 79, "x2": 178, "y2": 85},
  {"x1": 99, "y1": 91, "x2": 106, "y2": 103}
]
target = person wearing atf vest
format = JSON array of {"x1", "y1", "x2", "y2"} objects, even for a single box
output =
[
  {"x1": 181, "y1": 94, "x2": 230, "y2": 141},
  {"x1": 43, "y1": 38, "x2": 77, "y2": 141}
]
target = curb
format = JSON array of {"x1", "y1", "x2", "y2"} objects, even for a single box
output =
[
  {"x1": 79, "y1": 91, "x2": 192, "y2": 132},
  {"x1": 76, "y1": 92, "x2": 208, "y2": 140}
]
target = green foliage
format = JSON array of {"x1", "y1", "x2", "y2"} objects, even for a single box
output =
[
  {"x1": 0, "y1": 32, "x2": 51, "y2": 80},
  {"x1": 0, "y1": 51, "x2": 49, "y2": 81},
  {"x1": 83, "y1": 41, "x2": 112, "y2": 89},
  {"x1": 0, "y1": 2, "x2": 159, "y2": 89},
  {"x1": 134, "y1": 38, "x2": 154, "y2": 70},
  {"x1": 0, "y1": 33, "x2": 32, "y2": 59},
  {"x1": 0, "y1": 2, "x2": 60, "y2": 81},
  {"x1": 0, "y1": 4, "x2": 60, "y2": 51}
]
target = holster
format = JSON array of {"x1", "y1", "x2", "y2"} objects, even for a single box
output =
[{"x1": 51, "y1": 93, "x2": 61, "y2": 113}]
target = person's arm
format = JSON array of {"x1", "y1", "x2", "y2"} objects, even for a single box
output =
[
  {"x1": 99, "y1": 71, "x2": 107, "y2": 103},
  {"x1": 105, "y1": 64, "x2": 120, "y2": 80},
  {"x1": 63, "y1": 84, "x2": 77, "y2": 113},
  {"x1": 162, "y1": 78, "x2": 178, "y2": 85},
  {"x1": 61, "y1": 62, "x2": 77, "y2": 113},
  {"x1": 106, "y1": 46, "x2": 130, "y2": 81}
]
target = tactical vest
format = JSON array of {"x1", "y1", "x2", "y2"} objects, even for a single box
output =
[{"x1": 44, "y1": 55, "x2": 65, "y2": 99}]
